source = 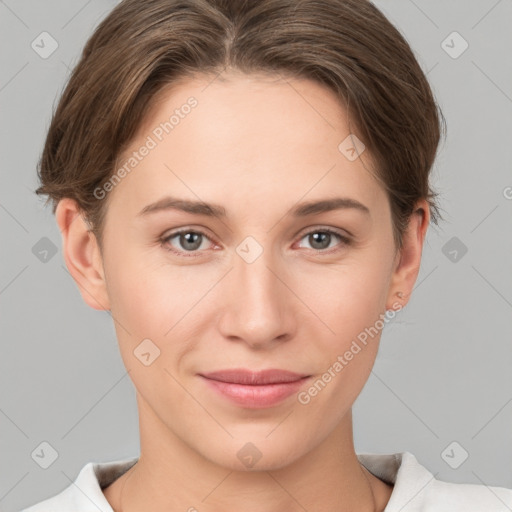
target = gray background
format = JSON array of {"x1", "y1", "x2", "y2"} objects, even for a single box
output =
[{"x1": 1, "y1": 0, "x2": 511, "y2": 510}]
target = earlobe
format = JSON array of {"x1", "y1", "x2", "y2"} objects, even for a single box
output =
[
  {"x1": 55, "y1": 198, "x2": 110, "y2": 311},
  {"x1": 385, "y1": 200, "x2": 430, "y2": 311}
]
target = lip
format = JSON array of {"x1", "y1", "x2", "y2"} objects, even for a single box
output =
[
  {"x1": 200, "y1": 368, "x2": 309, "y2": 385},
  {"x1": 198, "y1": 369, "x2": 311, "y2": 409}
]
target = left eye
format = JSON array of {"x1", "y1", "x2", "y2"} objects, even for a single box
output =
[
  {"x1": 296, "y1": 229, "x2": 349, "y2": 252},
  {"x1": 161, "y1": 228, "x2": 350, "y2": 256}
]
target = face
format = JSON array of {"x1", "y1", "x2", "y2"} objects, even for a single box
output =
[{"x1": 69, "y1": 71, "x2": 418, "y2": 471}]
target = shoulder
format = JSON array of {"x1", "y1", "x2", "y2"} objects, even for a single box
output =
[
  {"x1": 20, "y1": 456, "x2": 139, "y2": 512},
  {"x1": 422, "y1": 477, "x2": 512, "y2": 510},
  {"x1": 358, "y1": 451, "x2": 512, "y2": 511}
]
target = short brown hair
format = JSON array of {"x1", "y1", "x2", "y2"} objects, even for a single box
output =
[{"x1": 35, "y1": 0, "x2": 446, "y2": 252}]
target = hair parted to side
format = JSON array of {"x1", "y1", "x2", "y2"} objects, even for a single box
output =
[{"x1": 35, "y1": 0, "x2": 446, "y2": 252}]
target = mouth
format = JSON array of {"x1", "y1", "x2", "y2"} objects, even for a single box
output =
[{"x1": 198, "y1": 369, "x2": 312, "y2": 408}]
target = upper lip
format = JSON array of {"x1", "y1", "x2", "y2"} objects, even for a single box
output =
[{"x1": 199, "y1": 369, "x2": 310, "y2": 385}]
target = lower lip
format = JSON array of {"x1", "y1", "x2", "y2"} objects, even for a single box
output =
[{"x1": 200, "y1": 376, "x2": 310, "y2": 408}]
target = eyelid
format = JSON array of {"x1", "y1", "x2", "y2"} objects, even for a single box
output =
[
  {"x1": 160, "y1": 225, "x2": 351, "y2": 257},
  {"x1": 294, "y1": 226, "x2": 351, "y2": 253},
  {"x1": 160, "y1": 226, "x2": 219, "y2": 257},
  {"x1": 297, "y1": 225, "x2": 351, "y2": 242}
]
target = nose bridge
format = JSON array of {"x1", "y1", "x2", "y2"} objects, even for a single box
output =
[
  {"x1": 220, "y1": 236, "x2": 293, "y2": 345},
  {"x1": 238, "y1": 246, "x2": 279, "y2": 307}
]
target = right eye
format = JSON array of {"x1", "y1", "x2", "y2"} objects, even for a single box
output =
[{"x1": 160, "y1": 229, "x2": 217, "y2": 257}]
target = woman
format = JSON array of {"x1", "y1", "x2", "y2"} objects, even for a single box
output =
[{"x1": 23, "y1": 0, "x2": 512, "y2": 511}]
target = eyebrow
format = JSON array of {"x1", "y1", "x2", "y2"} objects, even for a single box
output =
[{"x1": 137, "y1": 195, "x2": 370, "y2": 218}]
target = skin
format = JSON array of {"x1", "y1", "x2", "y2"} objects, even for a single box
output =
[{"x1": 56, "y1": 69, "x2": 430, "y2": 512}]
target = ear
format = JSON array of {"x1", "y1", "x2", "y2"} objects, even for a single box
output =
[
  {"x1": 55, "y1": 198, "x2": 110, "y2": 311},
  {"x1": 385, "y1": 199, "x2": 430, "y2": 311}
]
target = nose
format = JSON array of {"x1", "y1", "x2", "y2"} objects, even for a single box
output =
[{"x1": 217, "y1": 244, "x2": 296, "y2": 350}]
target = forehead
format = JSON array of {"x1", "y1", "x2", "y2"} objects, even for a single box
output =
[
  {"x1": 128, "y1": 70, "x2": 352, "y2": 159},
  {"x1": 106, "y1": 71, "x2": 385, "y2": 222}
]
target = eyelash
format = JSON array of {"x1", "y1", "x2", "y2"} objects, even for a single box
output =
[{"x1": 160, "y1": 227, "x2": 352, "y2": 258}]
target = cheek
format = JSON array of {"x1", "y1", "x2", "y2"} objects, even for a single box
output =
[
  {"x1": 104, "y1": 250, "x2": 220, "y2": 368},
  {"x1": 296, "y1": 286, "x2": 388, "y2": 424},
  {"x1": 300, "y1": 258, "x2": 392, "y2": 386},
  {"x1": 298, "y1": 256, "x2": 391, "y2": 332},
  {"x1": 105, "y1": 246, "x2": 191, "y2": 332}
]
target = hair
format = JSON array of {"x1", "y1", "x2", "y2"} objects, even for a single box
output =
[{"x1": 35, "y1": 0, "x2": 446, "y2": 253}]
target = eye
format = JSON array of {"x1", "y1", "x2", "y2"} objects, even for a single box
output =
[
  {"x1": 296, "y1": 228, "x2": 351, "y2": 253},
  {"x1": 161, "y1": 229, "x2": 215, "y2": 257},
  {"x1": 160, "y1": 227, "x2": 351, "y2": 257}
]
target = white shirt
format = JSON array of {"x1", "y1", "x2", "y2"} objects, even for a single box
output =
[{"x1": 21, "y1": 451, "x2": 512, "y2": 511}]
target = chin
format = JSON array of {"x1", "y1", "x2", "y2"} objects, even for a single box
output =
[{"x1": 198, "y1": 433, "x2": 308, "y2": 473}]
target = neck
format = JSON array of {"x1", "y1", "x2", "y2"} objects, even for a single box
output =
[{"x1": 105, "y1": 394, "x2": 391, "y2": 512}]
